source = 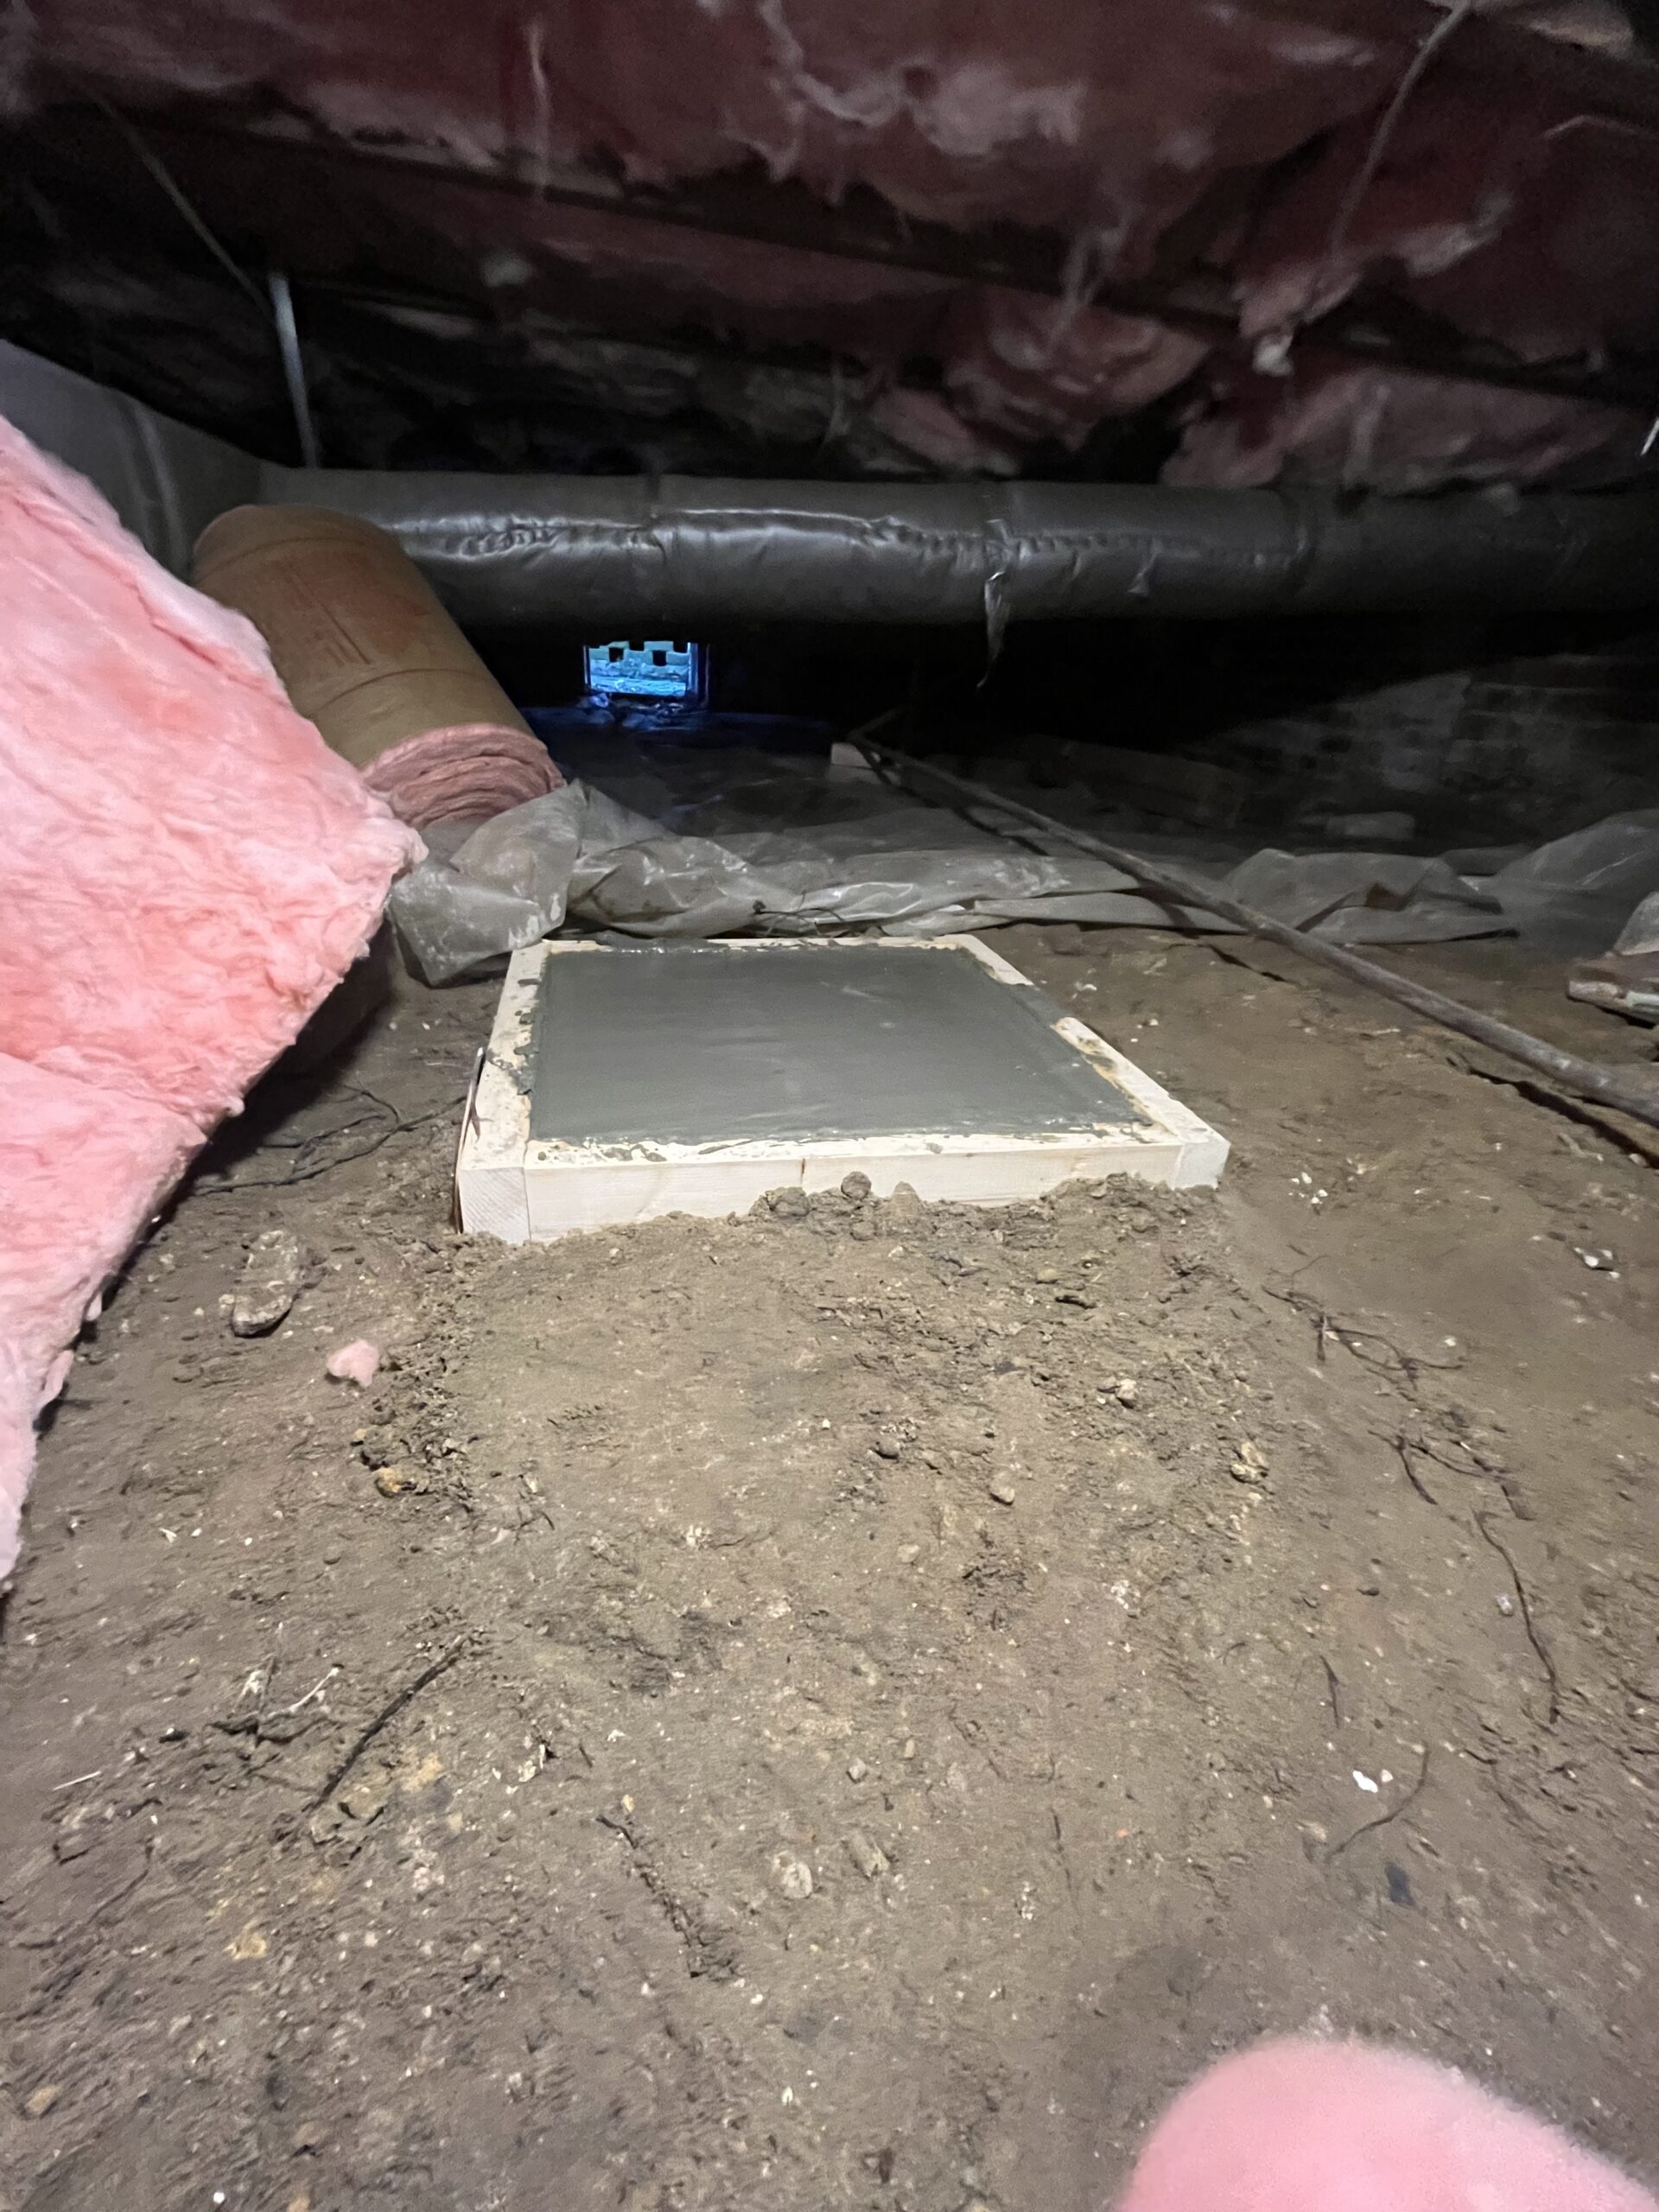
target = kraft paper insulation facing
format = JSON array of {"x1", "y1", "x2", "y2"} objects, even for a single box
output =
[
  {"x1": 192, "y1": 505, "x2": 562, "y2": 830},
  {"x1": 0, "y1": 416, "x2": 422, "y2": 1578}
]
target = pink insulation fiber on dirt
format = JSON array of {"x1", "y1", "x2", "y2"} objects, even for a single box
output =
[{"x1": 0, "y1": 416, "x2": 423, "y2": 1577}]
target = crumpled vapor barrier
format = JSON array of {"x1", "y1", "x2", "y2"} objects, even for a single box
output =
[
  {"x1": 1616, "y1": 893, "x2": 1659, "y2": 961},
  {"x1": 1483, "y1": 811, "x2": 1659, "y2": 957},
  {"x1": 390, "y1": 740, "x2": 1520, "y2": 984},
  {"x1": 0, "y1": 416, "x2": 422, "y2": 1576}
]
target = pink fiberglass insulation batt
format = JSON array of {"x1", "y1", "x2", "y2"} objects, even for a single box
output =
[
  {"x1": 361, "y1": 723, "x2": 560, "y2": 830},
  {"x1": 0, "y1": 418, "x2": 422, "y2": 1125},
  {"x1": 0, "y1": 1057, "x2": 201, "y2": 1580},
  {"x1": 1116, "y1": 2037, "x2": 1658, "y2": 2212},
  {"x1": 0, "y1": 416, "x2": 422, "y2": 1575}
]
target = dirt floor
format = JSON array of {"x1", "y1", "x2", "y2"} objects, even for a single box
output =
[{"x1": 3, "y1": 920, "x2": 1657, "y2": 2212}]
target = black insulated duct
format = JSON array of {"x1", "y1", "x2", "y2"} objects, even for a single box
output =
[
  {"x1": 3, "y1": 340, "x2": 1657, "y2": 626},
  {"x1": 278, "y1": 472, "x2": 1659, "y2": 628}
]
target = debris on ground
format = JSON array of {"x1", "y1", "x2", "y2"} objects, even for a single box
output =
[
  {"x1": 229, "y1": 1228, "x2": 308, "y2": 1338},
  {"x1": 771, "y1": 1853, "x2": 815, "y2": 1902},
  {"x1": 1230, "y1": 1438, "x2": 1271, "y2": 1485},
  {"x1": 1571, "y1": 939, "x2": 1659, "y2": 1026},
  {"x1": 326, "y1": 1338, "x2": 382, "y2": 1386},
  {"x1": 388, "y1": 732, "x2": 1659, "y2": 988},
  {"x1": 845, "y1": 1832, "x2": 892, "y2": 1880}
]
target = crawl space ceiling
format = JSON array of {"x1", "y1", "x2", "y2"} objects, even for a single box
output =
[{"x1": 4, "y1": 0, "x2": 1659, "y2": 491}]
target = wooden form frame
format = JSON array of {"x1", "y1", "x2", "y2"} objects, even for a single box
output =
[{"x1": 456, "y1": 935, "x2": 1228, "y2": 1243}]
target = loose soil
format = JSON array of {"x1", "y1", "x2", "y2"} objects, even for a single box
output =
[{"x1": 3, "y1": 925, "x2": 1656, "y2": 2212}]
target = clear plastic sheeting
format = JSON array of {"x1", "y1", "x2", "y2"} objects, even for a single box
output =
[
  {"x1": 1485, "y1": 811, "x2": 1659, "y2": 956},
  {"x1": 1615, "y1": 892, "x2": 1659, "y2": 961},
  {"x1": 1223, "y1": 849, "x2": 1505, "y2": 947},
  {"x1": 389, "y1": 790, "x2": 586, "y2": 981},
  {"x1": 391, "y1": 759, "x2": 1161, "y2": 982},
  {"x1": 388, "y1": 741, "x2": 1523, "y2": 983}
]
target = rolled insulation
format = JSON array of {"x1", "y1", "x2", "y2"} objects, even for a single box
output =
[{"x1": 193, "y1": 504, "x2": 558, "y2": 828}]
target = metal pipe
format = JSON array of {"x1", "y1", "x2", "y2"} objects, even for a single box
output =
[
  {"x1": 268, "y1": 270, "x2": 321, "y2": 470},
  {"x1": 861, "y1": 736, "x2": 1659, "y2": 1132},
  {"x1": 276, "y1": 469, "x2": 1659, "y2": 628}
]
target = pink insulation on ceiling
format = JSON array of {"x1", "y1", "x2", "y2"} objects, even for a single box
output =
[
  {"x1": 13, "y1": 0, "x2": 1659, "y2": 486},
  {"x1": 940, "y1": 293, "x2": 1212, "y2": 448},
  {"x1": 1236, "y1": 75, "x2": 1659, "y2": 364},
  {"x1": 22, "y1": 0, "x2": 1405, "y2": 238},
  {"x1": 1166, "y1": 353, "x2": 1649, "y2": 491}
]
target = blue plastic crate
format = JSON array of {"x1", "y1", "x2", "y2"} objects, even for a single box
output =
[{"x1": 584, "y1": 638, "x2": 705, "y2": 703}]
